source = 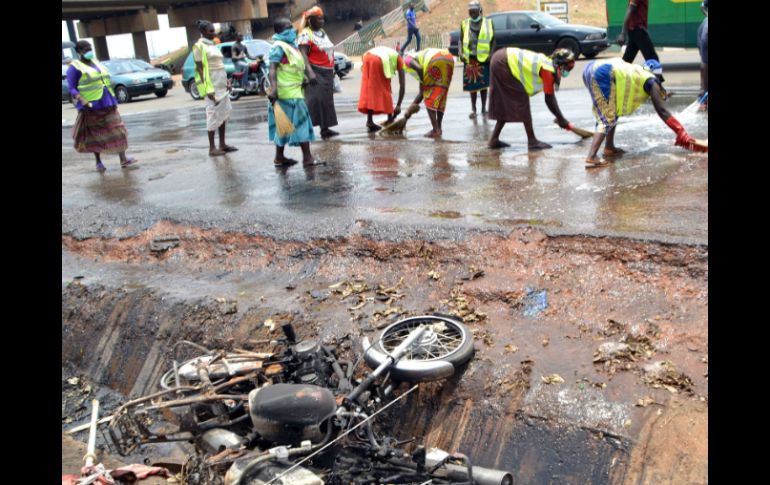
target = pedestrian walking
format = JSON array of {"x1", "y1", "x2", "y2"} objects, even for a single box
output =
[
  {"x1": 67, "y1": 40, "x2": 137, "y2": 172},
  {"x1": 617, "y1": 0, "x2": 659, "y2": 63},
  {"x1": 400, "y1": 2, "x2": 422, "y2": 55}
]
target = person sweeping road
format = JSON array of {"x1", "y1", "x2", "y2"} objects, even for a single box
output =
[
  {"x1": 403, "y1": 48, "x2": 455, "y2": 138},
  {"x1": 582, "y1": 58, "x2": 706, "y2": 168},
  {"x1": 357, "y1": 46, "x2": 406, "y2": 132},
  {"x1": 487, "y1": 47, "x2": 577, "y2": 150}
]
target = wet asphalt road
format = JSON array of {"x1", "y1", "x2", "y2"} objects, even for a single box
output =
[{"x1": 62, "y1": 83, "x2": 707, "y2": 245}]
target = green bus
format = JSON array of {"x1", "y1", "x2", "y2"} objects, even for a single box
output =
[{"x1": 606, "y1": 0, "x2": 704, "y2": 48}]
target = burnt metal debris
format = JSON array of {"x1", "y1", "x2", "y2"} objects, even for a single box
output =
[{"x1": 104, "y1": 315, "x2": 512, "y2": 485}]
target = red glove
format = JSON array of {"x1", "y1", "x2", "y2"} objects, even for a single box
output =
[
  {"x1": 665, "y1": 115, "x2": 686, "y2": 137},
  {"x1": 665, "y1": 115, "x2": 694, "y2": 148}
]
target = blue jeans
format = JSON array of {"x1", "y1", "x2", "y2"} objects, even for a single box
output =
[
  {"x1": 401, "y1": 28, "x2": 421, "y2": 54},
  {"x1": 235, "y1": 60, "x2": 250, "y2": 87}
]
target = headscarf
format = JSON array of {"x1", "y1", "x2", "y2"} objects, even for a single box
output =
[
  {"x1": 299, "y1": 6, "x2": 325, "y2": 31},
  {"x1": 272, "y1": 28, "x2": 298, "y2": 46},
  {"x1": 643, "y1": 59, "x2": 665, "y2": 83},
  {"x1": 551, "y1": 48, "x2": 576, "y2": 71}
]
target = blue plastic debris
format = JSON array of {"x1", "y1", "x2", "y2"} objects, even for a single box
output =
[{"x1": 523, "y1": 288, "x2": 548, "y2": 317}]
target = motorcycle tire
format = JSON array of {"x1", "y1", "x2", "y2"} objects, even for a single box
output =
[
  {"x1": 229, "y1": 89, "x2": 242, "y2": 101},
  {"x1": 259, "y1": 76, "x2": 271, "y2": 96},
  {"x1": 368, "y1": 315, "x2": 474, "y2": 379}
]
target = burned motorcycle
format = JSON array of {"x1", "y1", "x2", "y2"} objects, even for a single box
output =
[
  {"x1": 107, "y1": 315, "x2": 511, "y2": 485},
  {"x1": 229, "y1": 56, "x2": 271, "y2": 101}
]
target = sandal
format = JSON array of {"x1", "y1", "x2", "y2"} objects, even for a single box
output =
[
  {"x1": 603, "y1": 147, "x2": 626, "y2": 157},
  {"x1": 120, "y1": 157, "x2": 138, "y2": 168},
  {"x1": 209, "y1": 149, "x2": 226, "y2": 157},
  {"x1": 222, "y1": 145, "x2": 239, "y2": 152},
  {"x1": 585, "y1": 158, "x2": 609, "y2": 168},
  {"x1": 274, "y1": 158, "x2": 298, "y2": 167},
  {"x1": 96, "y1": 162, "x2": 106, "y2": 172}
]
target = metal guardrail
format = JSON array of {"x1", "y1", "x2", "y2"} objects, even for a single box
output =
[{"x1": 336, "y1": 0, "x2": 437, "y2": 56}]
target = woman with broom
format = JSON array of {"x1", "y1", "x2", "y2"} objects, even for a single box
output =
[
  {"x1": 267, "y1": 17, "x2": 319, "y2": 167},
  {"x1": 487, "y1": 47, "x2": 576, "y2": 150},
  {"x1": 403, "y1": 48, "x2": 455, "y2": 138},
  {"x1": 358, "y1": 46, "x2": 406, "y2": 132}
]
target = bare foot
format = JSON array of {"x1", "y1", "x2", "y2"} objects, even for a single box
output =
[
  {"x1": 469, "y1": 111, "x2": 477, "y2": 119},
  {"x1": 488, "y1": 140, "x2": 510, "y2": 149},
  {"x1": 528, "y1": 141, "x2": 552, "y2": 150},
  {"x1": 423, "y1": 130, "x2": 440, "y2": 138}
]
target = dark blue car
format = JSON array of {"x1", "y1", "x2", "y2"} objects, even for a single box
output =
[{"x1": 449, "y1": 11, "x2": 609, "y2": 59}]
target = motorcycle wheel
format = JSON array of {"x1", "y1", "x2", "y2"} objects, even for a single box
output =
[
  {"x1": 259, "y1": 75, "x2": 271, "y2": 96},
  {"x1": 372, "y1": 315, "x2": 474, "y2": 371},
  {"x1": 229, "y1": 89, "x2": 242, "y2": 101}
]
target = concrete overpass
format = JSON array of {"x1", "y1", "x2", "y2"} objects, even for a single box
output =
[{"x1": 61, "y1": 0, "x2": 306, "y2": 61}]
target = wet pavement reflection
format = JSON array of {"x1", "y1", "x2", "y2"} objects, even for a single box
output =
[{"x1": 63, "y1": 90, "x2": 707, "y2": 243}]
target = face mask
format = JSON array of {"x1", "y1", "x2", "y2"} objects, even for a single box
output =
[
  {"x1": 561, "y1": 68, "x2": 571, "y2": 78},
  {"x1": 470, "y1": 14, "x2": 482, "y2": 22},
  {"x1": 83, "y1": 51, "x2": 95, "y2": 61}
]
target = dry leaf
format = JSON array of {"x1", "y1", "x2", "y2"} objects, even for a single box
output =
[
  {"x1": 541, "y1": 374, "x2": 565, "y2": 385},
  {"x1": 504, "y1": 344, "x2": 519, "y2": 353}
]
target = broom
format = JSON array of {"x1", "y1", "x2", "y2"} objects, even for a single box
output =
[
  {"x1": 380, "y1": 104, "x2": 420, "y2": 135},
  {"x1": 268, "y1": 88, "x2": 295, "y2": 137},
  {"x1": 554, "y1": 119, "x2": 594, "y2": 138}
]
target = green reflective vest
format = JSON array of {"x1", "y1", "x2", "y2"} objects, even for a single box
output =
[
  {"x1": 192, "y1": 39, "x2": 215, "y2": 96},
  {"x1": 274, "y1": 41, "x2": 306, "y2": 100},
  {"x1": 369, "y1": 46, "x2": 400, "y2": 79},
  {"x1": 405, "y1": 48, "x2": 445, "y2": 81},
  {"x1": 608, "y1": 59, "x2": 656, "y2": 116},
  {"x1": 461, "y1": 18, "x2": 494, "y2": 63},
  {"x1": 71, "y1": 59, "x2": 114, "y2": 102},
  {"x1": 505, "y1": 47, "x2": 555, "y2": 96}
]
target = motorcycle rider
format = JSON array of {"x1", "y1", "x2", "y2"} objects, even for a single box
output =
[{"x1": 232, "y1": 33, "x2": 250, "y2": 89}]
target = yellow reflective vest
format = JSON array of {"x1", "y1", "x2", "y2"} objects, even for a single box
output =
[
  {"x1": 461, "y1": 18, "x2": 494, "y2": 63},
  {"x1": 607, "y1": 59, "x2": 656, "y2": 116},
  {"x1": 505, "y1": 47, "x2": 555, "y2": 96},
  {"x1": 273, "y1": 41, "x2": 306, "y2": 100},
  {"x1": 368, "y1": 46, "x2": 400, "y2": 79},
  {"x1": 192, "y1": 39, "x2": 215, "y2": 96},
  {"x1": 405, "y1": 48, "x2": 446, "y2": 81},
  {"x1": 71, "y1": 59, "x2": 114, "y2": 102}
]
